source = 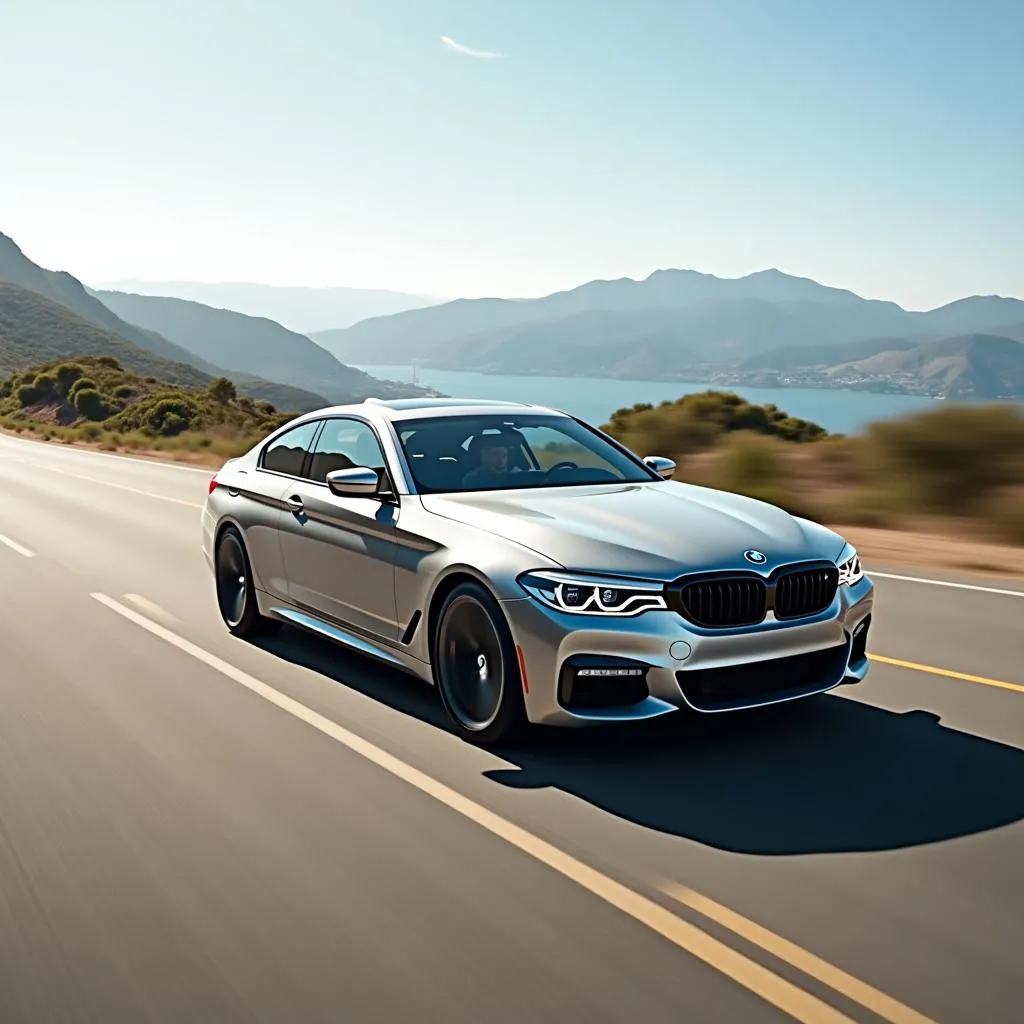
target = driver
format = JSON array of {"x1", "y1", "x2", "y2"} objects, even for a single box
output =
[{"x1": 462, "y1": 434, "x2": 520, "y2": 487}]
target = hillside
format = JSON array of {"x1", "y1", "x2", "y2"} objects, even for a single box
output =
[
  {"x1": 98, "y1": 279, "x2": 440, "y2": 333},
  {"x1": 311, "y1": 265, "x2": 1024, "y2": 386},
  {"x1": 739, "y1": 336, "x2": 922, "y2": 372},
  {"x1": 0, "y1": 232, "x2": 225, "y2": 370},
  {"x1": 0, "y1": 355, "x2": 292, "y2": 443},
  {"x1": 0, "y1": 283, "x2": 327, "y2": 412},
  {"x1": 93, "y1": 289, "x2": 424, "y2": 404},
  {"x1": 0, "y1": 231, "x2": 435, "y2": 410},
  {"x1": 830, "y1": 334, "x2": 1024, "y2": 398},
  {"x1": 1, "y1": 282, "x2": 210, "y2": 387}
]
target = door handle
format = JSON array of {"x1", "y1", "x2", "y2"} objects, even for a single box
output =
[{"x1": 285, "y1": 494, "x2": 304, "y2": 512}]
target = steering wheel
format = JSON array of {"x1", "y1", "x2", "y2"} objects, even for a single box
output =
[{"x1": 544, "y1": 461, "x2": 579, "y2": 476}]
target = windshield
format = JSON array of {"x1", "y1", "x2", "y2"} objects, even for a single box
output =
[{"x1": 394, "y1": 414, "x2": 659, "y2": 493}]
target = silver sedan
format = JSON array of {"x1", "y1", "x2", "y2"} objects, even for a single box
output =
[{"x1": 201, "y1": 398, "x2": 874, "y2": 744}]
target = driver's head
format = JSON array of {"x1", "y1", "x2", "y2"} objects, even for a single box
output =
[{"x1": 478, "y1": 439, "x2": 509, "y2": 472}]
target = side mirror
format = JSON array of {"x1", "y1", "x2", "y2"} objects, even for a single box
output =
[
  {"x1": 643, "y1": 455, "x2": 676, "y2": 480},
  {"x1": 326, "y1": 466, "x2": 381, "y2": 497}
]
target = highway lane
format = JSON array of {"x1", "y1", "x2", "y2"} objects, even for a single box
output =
[{"x1": 1, "y1": 431, "x2": 1023, "y2": 1023}]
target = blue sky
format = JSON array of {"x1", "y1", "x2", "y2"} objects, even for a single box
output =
[{"x1": 1, "y1": 0, "x2": 1021, "y2": 308}]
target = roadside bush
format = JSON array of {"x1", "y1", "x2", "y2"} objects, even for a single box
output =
[
  {"x1": 72, "y1": 388, "x2": 110, "y2": 421},
  {"x1": 77, "y1": 423, "x2": 103, "y2": 441},
  {"x1": 208, "y1": 377, "x2": 237, "y2": 404},
  {"x1": 142, "y1": 397, "x2": 196, "y2": 436},
  {"x1": 16, "y1": 384, "x2": 40, "y2": 407},
  {"x1": 32, "y1": 372, "x2": 58, "y2": 397},
  {"x1": 706, "y1": 433, "x2": 822, "y2": 519},
  {"x1": 604, "y1": 390, "x2": 828, "y2": 461},
  {"x1": 862, "y1": 405, "x2": 1024, "y2": 514},
  {"x1": 68, "y1": 377, "x2": 97, "y2": 401},
  {"x1": 53, "y1": 363, "x2": 85, "y2": 394}
]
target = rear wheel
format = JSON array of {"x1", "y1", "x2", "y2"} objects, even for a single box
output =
[
  {"x1": 215, "y1": 526, "x2": 280, "y2": 638},
  {"x1": 434, "y1": 582, "x2": 527, "y2": 745}
]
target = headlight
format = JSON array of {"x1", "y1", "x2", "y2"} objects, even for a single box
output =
[
  {"x1": 517, "y1": 570, "x2": 668, "y2": 616},
  {"x1": 837, "y1": 544, "x2": 863, "y2": 586}
]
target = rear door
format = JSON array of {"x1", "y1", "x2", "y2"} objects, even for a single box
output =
[
  {"x1": 277, "y1": 416, "x2": 401, "y2": 641},
  {"x1": 244, "y1": 419, "x2": 322, "y2": 600}
]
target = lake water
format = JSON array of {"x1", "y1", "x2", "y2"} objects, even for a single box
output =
[{"x1": 356, "y1": 365, "x2": 945, "y2": 435}]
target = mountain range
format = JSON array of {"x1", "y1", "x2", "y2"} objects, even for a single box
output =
[
  {"x1": 309, "y1": 268, "x2": 1024, "y2": 398},
  {"x1": 97, "y1": 280, "x2": 439, "y2": 333},
  {"x1": 0, "y1": 233, "x2": 432, "y2": 411},
  {"x1": 92, "y1": 289, "x2": 416, "y2": 405},
  {"x1": 3, "y1": 226, "x2": 1021, "y2": 403}
]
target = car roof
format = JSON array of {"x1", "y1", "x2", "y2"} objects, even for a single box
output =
[{"x1": 297, "y1": 397, "x2": 569, "y2": 424}]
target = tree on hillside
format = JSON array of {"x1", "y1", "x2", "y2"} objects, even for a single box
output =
[{"x1": 208, "y1": 376, "x2": 237, "y2": 404}]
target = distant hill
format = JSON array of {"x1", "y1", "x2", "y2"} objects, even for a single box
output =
[
  {"x1": 311, "y1": 266, "x2": 1024, "y2": 380},
  {"x1": 739, "y1": 336, "x2": 922, "y2": 372},
  {"x1": 0, "y1": 283, "x2": 327, "y2": 412},
  {"x1": 0, "y1": 233, "x2": 224, "y2": 371},
  {"x1": 829, "y1": 334, "x2": 1024, "y2": 398},
  {"x1": 94, "y1": 289, "x2": 433, "y2": 404},
  {"x1": 98, "y1": 279, "x2": 440, "y2": 333},
  {"x1": 991, "y1": 321, "x2": 1024, "y2": 343},
  {"x1": 0, "y1": 232, "x2": 333, "y2": 410}
]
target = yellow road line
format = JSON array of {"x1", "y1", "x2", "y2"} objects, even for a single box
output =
[
  {"x1": 869, "y1": 654, "x2": 1024, "y2": 695},
  {"x1": 663, "y1": 884, "x2": 936, "y2": 1024},
  {"x1": 92, "y1": 591, "x2": 857, "y2": 1024}
]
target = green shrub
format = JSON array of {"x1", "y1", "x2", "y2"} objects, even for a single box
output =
[
  {"x1": 96, "y1": 356, "x2": 122, "y2": 369},
  {"x1": 53, "y1": 363, "x2": 85, "y2": 393},
  {"x1": 603, "y1": 390, "x2": 828, "y2": 460},
  {"x1": 717, "y1": 433, "x2": 783, "y2": 490},
  {"x1": 16, "y1": 384, "x2": 41, "y2": 407},
  {"x1": 145, "y1": 397, "x2": 195, "y2": 435},
  {"x1": 72, "y1": 388, "x2": 110, "y2": 421},
  {"x1": 208, "y1": 377, "x2": 237, "y2": 404},
  {"x1": 68, "y1": 377, "x2": 97, "y2": 400},
  {"x1": 77, "y1": 423, "x2": 103, "y2": 441},
  {"x1": 32, "y1": 372, "x2": 58, "y2": 397},
  {"x1": 862, "y1": 405, "x2": 1024, "y2": 515}
]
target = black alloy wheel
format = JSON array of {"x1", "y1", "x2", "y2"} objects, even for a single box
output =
[
  {"x1": 215, "y1": 526, "x2": 279, "y2": 638},
  {"x1": 434, "y1": 582, "x2": 527, "y2": 745}
]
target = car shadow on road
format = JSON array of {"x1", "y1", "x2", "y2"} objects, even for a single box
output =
[{"x1": 255, "y1": 626, "x2": 1024, "y2": 857}]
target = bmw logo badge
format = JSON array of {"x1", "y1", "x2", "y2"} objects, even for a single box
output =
[{"x1": 744, "y1": 549, "x2": 767, "y2": 564}]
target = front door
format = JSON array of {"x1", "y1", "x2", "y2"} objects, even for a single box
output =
[{"x1": 278, "y1": 417, "x2": 400, "y2": 641}]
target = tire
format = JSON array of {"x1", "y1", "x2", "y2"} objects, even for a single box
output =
[
  {"x1": 215, "y1": 526, "x2": 280, "y2": 638},
  {"x1": 433, "y1": 581, "x2": 528, "y2": 745}
]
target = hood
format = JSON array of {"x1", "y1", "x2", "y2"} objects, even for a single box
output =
[{"x1": 420, "y1": 480, "x2": 846, "y2": 579}]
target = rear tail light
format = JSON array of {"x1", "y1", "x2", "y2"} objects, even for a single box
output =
[{"x1": 208, "y1": 476, "x2": 219, "y2": 495}]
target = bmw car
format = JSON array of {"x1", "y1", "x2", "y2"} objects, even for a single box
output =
[{"x1": 201, "y1": 398, "x2": 874, "y2": 744}]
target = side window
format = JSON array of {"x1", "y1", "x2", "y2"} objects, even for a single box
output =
[
  {"x1": 308, "y1": 418, "x2": 387, "y2": 484},
  {"x1": 261, "y1": 420, "x2": 320, "y2": 477}
]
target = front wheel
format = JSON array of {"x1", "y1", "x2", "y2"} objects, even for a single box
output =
[
  {"x1": 215, "y1": 526, "x2": 280, "y2": 638},
  {"x1": 434, "y1": 582, "x2": 528, "y2": 745}
]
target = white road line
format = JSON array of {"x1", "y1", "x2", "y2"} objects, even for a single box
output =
[
  {"x1": 0, "y1": 533, "x2": 35, "y2": 558},
  {"x1": 56, "y1": 473, "x2": 205, "y2": 509},
  {"x1": 0, "y1": 457, "x2": 202, "y2": 508},
  {"x1": 122, "y1": 594, "x2": 180, "y2": 625},
  {"x1": 0, "y1": 433, "x2": 214, "y2": 474},
  {"x1": 869, "y1": 571, "x2": 1024, "y2": 598},
  {"x1": 90, "y1": 590, "x2": 866, "y2": 1024}
]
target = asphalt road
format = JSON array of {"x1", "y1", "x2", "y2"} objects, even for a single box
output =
[{"x1": 1, "y1": 431, "x2": 1022, "y2": 1024}]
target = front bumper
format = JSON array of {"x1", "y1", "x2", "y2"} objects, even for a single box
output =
[{"x1": 504, "y1": 576, "x2": 874, "y2": 727}]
